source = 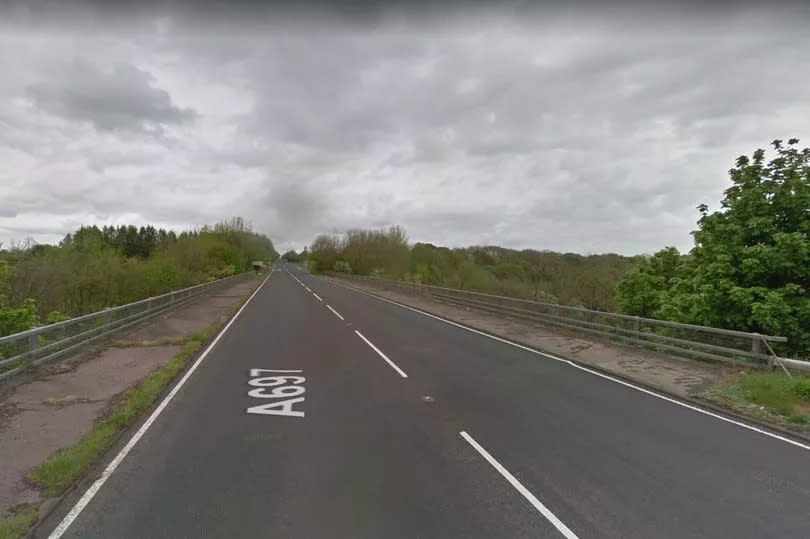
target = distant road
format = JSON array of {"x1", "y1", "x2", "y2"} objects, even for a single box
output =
[{"x1": 38, "y1": 262, "x2": 810, "y2": 538}]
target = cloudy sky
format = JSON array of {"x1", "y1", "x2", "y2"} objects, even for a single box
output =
[{"x1": 1, "y1": 1, "x2": 809, "y2": 254}]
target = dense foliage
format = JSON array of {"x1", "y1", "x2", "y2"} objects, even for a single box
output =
[
  {"x1": 617, "y1": 139, "x2": 810, "y2": 356},
  {"x1": 0, "y1": 217, "x2": 277, "y2": 336},
  {"x1": 307, "y1": 226, "x2": 640, "y2": 311}
]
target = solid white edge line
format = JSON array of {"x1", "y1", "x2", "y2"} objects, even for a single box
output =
[
  {"x1": 47, "y1": 272, "x2": 275, "y2": 539},
  {"x1": 323, "y1": 278, "x2": 810, "y2": 452},
  {"x1": 354, "y1": 330, "x2": 408, "y2": 378},
  {"x1": 460, "y1": 431, "x2": 579, "y2": 539},
  {"x1": 326, "y1": 305, "x2": 345, "y2": 321},
  {"x1": 312, "y1": 293, "x2": 323, "y2": 302}
]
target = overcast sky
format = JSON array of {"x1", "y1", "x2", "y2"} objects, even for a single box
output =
[{"x1": 1, "y1": 2, "x2": 809, "y2": 254}]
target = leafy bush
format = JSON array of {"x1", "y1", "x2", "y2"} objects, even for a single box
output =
[
  {"x1": 333, "y1": 261, "x2": 352, "y2": 274},
  {"x1": 46, "y1": 311, "x2": 71, "y2": 324},
  {"x1": 0, "y1": 298, "x2": 40, "y2": 336},
  {"x1": 794, "y1": 378, "x2": 810, "y2": 401}
]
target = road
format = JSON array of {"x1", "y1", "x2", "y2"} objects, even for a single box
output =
[{"x1": 38, "y1": 262, "x2": 810, "y2": 538}]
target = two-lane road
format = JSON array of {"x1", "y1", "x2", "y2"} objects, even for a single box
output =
[{"x1": 38, "y1": 262, "x2": 810, "y2": 538}]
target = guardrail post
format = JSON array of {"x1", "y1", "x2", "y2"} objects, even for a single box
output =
[
  {"x1": 633, "y1": 317, "x2": 640, "y2": 333},
  {"x1": 28, "y1": 333, "x2": 38, "y2": 356},
  {"x1": 751, "y1": 334, "x2": 767, "y2": 366}
]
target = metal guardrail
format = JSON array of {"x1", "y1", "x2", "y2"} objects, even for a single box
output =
[
  {"x1": 328, "y1": 273, "x2": 807, "y2": 371},
  {"x1": 0, "y1": 272, "x2": 258, "y2": 381}
]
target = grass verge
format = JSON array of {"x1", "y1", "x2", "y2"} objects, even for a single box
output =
[
  {"x1": 0, "y1": 504, "x2": 39, "y2": 539},
  {"x1": 700, "y1": 372, "x2": 810, "y2": 427}
]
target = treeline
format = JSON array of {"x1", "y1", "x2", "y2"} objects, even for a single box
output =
[
  {"x1": 617, "y1": 139, "x2": 809, "y2": 357},
  {"x1": 306, "y1": 226, "x2": 640, "y2": 312},
  {"x1": 62, "y1": 224, "x2": 179, "y2": 259},
  {"x1": 0, "y1": 217, "x2": 277, "y2": 336}
]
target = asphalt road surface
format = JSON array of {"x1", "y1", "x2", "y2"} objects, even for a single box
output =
[{"x1": 38, "y1": 262, "x2": 810, "y2": 538}]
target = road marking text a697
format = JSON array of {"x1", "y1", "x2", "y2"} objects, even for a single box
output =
[{"x1": 246, "y1": 368, "x2": 305, "y2": 418}]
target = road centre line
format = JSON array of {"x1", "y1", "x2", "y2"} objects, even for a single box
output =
[
  {"x1": 323, "y1": 278, "x2": 810, "y2": 452},
  {"x1": 285, "y1": 270, "x2": 306, "y2": 287},
  {"x1": 355, "y1": 330, "x2": 408, "y2": 378},
  {"x1": 312, "y1": 293, "x2": 323, "y2": 302},
  {"x1": 48, "y1": 272, "x2": 275, "y2": 539},
  {"x1": 326, "y1": 305, "x2": 345, "y2": 320},
  {"x1": 460, "y1": 431, "x2": 579, "y2": 539}
]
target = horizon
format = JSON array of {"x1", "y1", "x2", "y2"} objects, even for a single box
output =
[{"x1": 2, "y1": 220, "x2": 671, "y2": 258}]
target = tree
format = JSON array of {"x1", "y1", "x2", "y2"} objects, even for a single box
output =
[
  {"x1": 616, "y1": 247, "x2": 682, "y2": 317},
  {"x1": 0, "y1": 298, "x2": 40, "y2": 336},
  {"x1": 618, "y1": 139, "x2": 810, "y2": 356},
  {"x1": 341, "y1": 226, "x2": 409, "y2": 277},
  {"x1": 121, "y1": 225, "x2": 140, "y2": 257},
  {"x1": 72, "y1": 226, "x2": 105, "y2": 251},
  {"x1": 308, "y1": 234, "x2": 342, "y2": 273},
  {"x1": 0, "y1": 259, "x2": 9, "y2": 300},
  {"x1": 0, "y1": 260, "x2": 40, "y2": 336},
  {"x1": 282, "y1": 250, "x2": 302, "y2": 262}
]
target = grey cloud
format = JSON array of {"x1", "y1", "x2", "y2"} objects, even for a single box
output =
[
  {"x1": 1, "y1": 5, "x2": 809, "y2": 254},
  {"x1": 253, "y1": 174, "x2": 336, "y2": 252},
  {"x1": 0, "y1": 205, "x2": 18, "y2": 218},
  {"x1": 26, "y1": 60, "x2": 197, "y2": 134}
]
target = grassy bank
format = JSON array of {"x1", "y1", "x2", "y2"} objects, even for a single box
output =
[{"x1": 701, "y1": 372, "x2": 810, "y2": 427}]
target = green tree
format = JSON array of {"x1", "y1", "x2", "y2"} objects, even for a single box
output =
[
  {"x1": 282, "y1": 250, "x2": 302, "y2": 262},
  {"x1": 619, "y1": 139, "x2": 810, "y2": 356},
  {"x1": 1, "y1": 261, "x2": 40, "y2": 335},
  {"x1": 308, "y1": 234, "x2": 342, "y2": 273},
  {"x1": 0, "y1": 259, "x2": 9, "y2": 300},
  {"x1": 0, "y1": 298, "x2": 40, "y2": 336},
  {"x1": 617, "y1": 247, "x2": 682, "y2": 317}
]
